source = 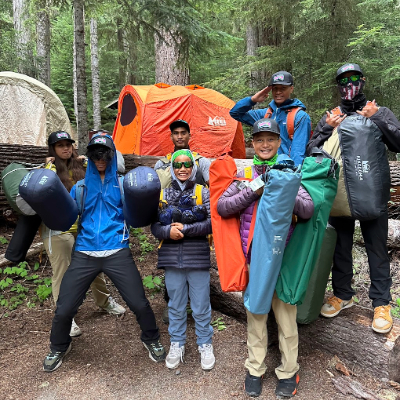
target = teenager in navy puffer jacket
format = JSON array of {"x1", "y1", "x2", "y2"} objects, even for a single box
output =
[{"x1": 151, "y1": 149, "x2": 215, "y2": 372}]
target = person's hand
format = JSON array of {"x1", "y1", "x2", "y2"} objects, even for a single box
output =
[
  {"x1": 46, "y1": 157, "x2": 55, "y2": 164},
  {"x1": 170, "y1": 226, "x2": 184, "y2": 240},
  {"x1": 251, "y1": 87, "x2": 272, "y2": 103},
  {"x1": 325, "y1": 111, "x2": 346, "y2": 128},
  {"x1": 357, "y1": 100, "x2": 378, "y2": 118},
  {"x1": 77, "y1": 155, "x2": 87, "y2": 162},
  {"x1": 256, "y1": 187, "x2": 264, "y2": 196},
  {"x1": 171, "y1": 222, "x2": 184, "y2": 230}
]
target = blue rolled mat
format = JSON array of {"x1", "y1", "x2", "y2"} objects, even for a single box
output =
[
  {"x1": 123, "y1": 166, "x2": 161, "y2": 228},
  {"x1": 19, "y1": 169, "x2": 78, "y2": 231}
]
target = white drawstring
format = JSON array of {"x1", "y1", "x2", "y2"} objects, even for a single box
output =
[{"x1": 48, "y1": 230, "x2": 52, "y2": 254}]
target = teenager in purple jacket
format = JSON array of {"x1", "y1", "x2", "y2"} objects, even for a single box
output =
[{"x1": 217, "y1": 118, "x2": 314, "y2": 398}]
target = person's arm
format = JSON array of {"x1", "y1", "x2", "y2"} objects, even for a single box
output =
[
  {"x1": 151, "y1": 221, "x2": 172, "y2": 240},
  {"x1": 181, "y1": 188, "x2": 212, "y2": 237},
  {"x1": 229, "y1": 96, "x2": 268, "y2": 126},
  {"x1": 368, "y1": 106, "x2": 400, "y2": 153},
  {"x1": 293, "y1": 185, "x2": 314, "y2": 220},
  {"x1": 290, "y1": 111, "x2": 311, "y2": 166},
  {"x1": 306, "y1": 113, "x2": 337, "y2": 155},
  {"x1": 217, "y1": 178, "x2": 260, "y2": 217}
]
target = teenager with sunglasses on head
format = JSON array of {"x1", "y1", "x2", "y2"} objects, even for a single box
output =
[
  {"x1": 42, "y1": 131, "x2": 126, "y2": 338},
  {"x1": 151, "y1": 149, "x2": 214, "y2": 371},
  {"x1": 306, "y1": 63, "x2": 400, "y2": 334}
]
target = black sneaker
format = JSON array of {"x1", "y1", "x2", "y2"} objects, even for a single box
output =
[
  {"x1": 244, "y1": 371, "x2": 262, "y2": 397},
  {"x1": 43, "y1": 344, "x2": 72, "y2": 372},
  {"x1": 143, "y1": 340, "x2": 166, "y2": 362},
  {"x1": 162, "y1": 306, "x2": 169, "y2": 324},
  {"x1": 275, "y1": 373, "x2": 300, "y2": 398}
]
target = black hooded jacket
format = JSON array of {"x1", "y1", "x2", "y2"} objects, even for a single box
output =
[{"x1": 306, "y1": 93, "x2": 400, "y2": 154}]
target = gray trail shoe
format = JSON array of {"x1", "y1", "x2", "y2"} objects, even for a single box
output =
[
  {"x1": 43, "y1": 344, "x2": 72, "y2": 372},
  {"x1": 165, "y1": 342, "x2": 185, "y2": 369},
  {"x1": 198, "y1": 343, "x2": 215, "y2": 370},
  {"x1": 101, "y1": 296, "x2": 126, "y2": 315}
]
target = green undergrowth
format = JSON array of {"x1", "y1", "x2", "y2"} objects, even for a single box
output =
[{"x1": 130, "y1": 227, "x2": 155, "y2": 262}]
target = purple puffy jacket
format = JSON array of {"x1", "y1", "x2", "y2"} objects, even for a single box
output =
[{"x1": 217, "y1": 164, "x2": 314, "y2": 262}]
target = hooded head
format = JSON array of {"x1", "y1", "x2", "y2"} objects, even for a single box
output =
[
  {"x1": 336, "y1": 63, "x2": 365, "y2": 101},
  {"x1": 170, "y1": 149, "x2": 198, "y2": 191}
]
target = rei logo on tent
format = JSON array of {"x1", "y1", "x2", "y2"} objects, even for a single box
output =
[{"x1": 208, "y1": 116, "x2": 227, "y2": 127}]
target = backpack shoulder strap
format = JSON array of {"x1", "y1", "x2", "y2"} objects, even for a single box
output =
[
  {"x1": 117, "y1": 175, "x2": 125, "y2": 207},
  {"x1": 286, "y1": 107, "x2": 302, "y2": 140},
  {"x1": 264, "y1": 107, "x2": 273, "y2": 119},
  {"x1": 160, "y1": 154, "x2": 172, "y2": 164},
  {"x1": 244, "y1": 166, "x2": 253, "y2": 179},
  {"x1": 159, "y1": 189, "x2": 167, "y2": 208},
  {"x1": 75, "y1": 179, "x2": 86, "y2": 214},
  {"x1": 192, "y1": 184, "x2": 204, "y2": 205}
]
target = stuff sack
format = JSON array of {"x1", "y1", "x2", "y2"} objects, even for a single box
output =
[
  {"x1": 244, "y1": 160, "x2": 302, "y2": 314},
  {"x1": 19, "y1": 169, "x2": 78, "y2": 231},
  {"x1": 123, "y1": 166, "x2": 161, "y2": 228},
  {"x1": 276, "y1": 150, "x2": 339, "y2": 305},
  {"x1": 296, "y1": 224, "x2": 337, "y2": 324},
  {"x1": 323, "y1": 115, "x2": 390, "y2": 220},
  {"x1": 209, "y1": 152, "x2": 249, "y2": 292}
]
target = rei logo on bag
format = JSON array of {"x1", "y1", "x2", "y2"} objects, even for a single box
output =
[
  {"x1": 208, "y1": 116, "x2": 226, "y2": 126},
  {"x1": 354, "y1": 156, "x2": 370, "y2": 181}
]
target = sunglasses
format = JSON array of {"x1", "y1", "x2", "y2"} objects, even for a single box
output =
[
  {"x1": 338, "y1": 75, "x2": 361, "y2": 85},
  {"x1": 172, "y1": 161, "x2": 193, "y2": 169}
]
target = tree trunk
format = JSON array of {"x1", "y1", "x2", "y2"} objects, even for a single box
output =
[
  {"x1": 73, "y1": 0, "x2": 89, "y2": 152},
  {"x1": 36, "y1": 1, "x2": 51, "y2": 87},
  {"x1": 154, "y1": 26, "x2": 189, "y2": 85},
  {"x1": 90, "y1": 18, "x2": 101, "y2": 130},
  {"x1": 117, "y1": 18, "x2": 126, "y2": 90},
  {"x1": 246, "y1": 24, "x2": 259, "y2": 89},
  {"x1": 13, "y1": 0, "x2": 34, "y2": 76}
]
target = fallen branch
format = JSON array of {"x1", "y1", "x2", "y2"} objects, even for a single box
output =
[{"x1": 332, "y1": 376, "x2": 384, "y2": 400}]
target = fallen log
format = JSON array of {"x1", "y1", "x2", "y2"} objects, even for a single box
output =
[{"x1": 355, "y1": 219, "x2": 400, "y2": 249}]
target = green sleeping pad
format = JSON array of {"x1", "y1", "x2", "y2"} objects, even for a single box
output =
[{"x1": 1, "y1": 163, "x2": 29, "y2": 213}]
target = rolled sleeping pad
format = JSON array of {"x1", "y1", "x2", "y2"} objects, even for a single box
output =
[
  {"x1": 123, "y1": 166, "x2": 161, "y2": 228},
  {"x1": 1, "y1": 163, "x2": 35, "y2": 215},
  {"x1": 19, "y1": 169, "x2": 78, "y2": 231}
]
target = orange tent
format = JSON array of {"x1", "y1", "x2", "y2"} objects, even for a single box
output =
[{"x1": 112, "y1": 83, "x2": 245, "y2": 158}]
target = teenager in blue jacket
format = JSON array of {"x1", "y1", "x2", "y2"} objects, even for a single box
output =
[
  {"x1": 43, "y1": 135, "x2": 165, "y2": 372},
  {"x1": 230, "y1": 71, "x2": 311, "y2": 166}
]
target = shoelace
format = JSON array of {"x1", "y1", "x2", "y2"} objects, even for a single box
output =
[
  {"x1": 200, "y1": 344, "x2": 213, "y2": 359},
  {"x1": 169, "y1": 343, "x2": 184, "y2": 362},
  {"x1": 150, "y1": 341, "x2": 164, "y2": 352},
  {"x1": 374, "y1": 306, "x2": 391, "y2": 321}
]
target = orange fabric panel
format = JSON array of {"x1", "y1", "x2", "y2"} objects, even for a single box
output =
[
  {"x1": 231, "y1": 124, "x2": 246, "y2": 158},
  {"x1": 189, "y1": 86, "x2": 235, "y2": 109},
  {"x1": 146, "y1": 85, "x2": 192, "y2": 104}
]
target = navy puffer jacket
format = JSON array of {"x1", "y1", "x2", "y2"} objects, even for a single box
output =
[{"x1": 151, "y1": 179, "x2": 211, "y2": 270}]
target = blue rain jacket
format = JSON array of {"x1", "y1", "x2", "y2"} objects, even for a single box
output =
[
  {"x1": 230, "y1": 97, "x2": 311, "y2": 166},
  {"x1": 70, "y1": 137, "x2": 129, "y2": 252}
]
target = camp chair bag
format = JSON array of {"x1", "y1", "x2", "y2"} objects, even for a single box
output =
[{"x1": 276, "y1": 152, "x2": 339, "y2": 306}]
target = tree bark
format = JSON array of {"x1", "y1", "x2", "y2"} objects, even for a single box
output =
[
  {"x1": 73, "y1": 0, "x2": 89, "y2": 152},
  {"x1": 116, "y1": 18, "x2": 127, "y2": 90},
  {"x1": 154, "y1": 26, "x2": 189, "y2": 85},
  {"x1": 36, "y1": 0, "x2": 51, "y2": 86},
  {"x1": 90, "y1": 18, "x2": 101, "y2": 130},
  {"x1": 246, "y1": 24, "x2": 259, "y2": 89}
]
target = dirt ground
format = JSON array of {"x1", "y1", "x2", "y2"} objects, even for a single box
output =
[{"x1": 0, "y1": 223, "x2": 399, "y2": 400}]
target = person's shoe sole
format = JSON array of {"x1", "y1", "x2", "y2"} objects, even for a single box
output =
[
  {"x1": 143, "y1": 342, "x2": 166, "y2": 363},
  {"x1": 320, "y1": 301, "x2": 354, "y2": 318},
  {"x1": 43, "y1": 344, "x2": 72, "y2": 373},
  {"x1": 201, "y1": 360, "x2": 215, "y2": 371},
  {"x1": 243, "y1": 383, "x2": 261, "y2": 397},
  {"x1": 165, "y1": 358, "x2": 180, "y2": 369},
  {"x1": 372, "y1": 323, "x2": 393, "y2": 334}
]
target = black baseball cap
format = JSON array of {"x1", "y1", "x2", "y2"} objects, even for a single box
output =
[
  {"x1": 48, "y1": 131, "x2": 75, "y2": 146},
  {"x1": 252, "y1": 118, "x2": 280, "y2": 136},
  {"x1": 87, "y1": 134, "x2": 114, "y2": 150},
  {"x1": 268, "y1": 71, "x2": 294, "y2": 86},
  {"x1": 336, "y1": 63, "x2": 363, "y2": 80},
  {"x1": 170, "y1": 119, "x2": 190, "y2": 133}
]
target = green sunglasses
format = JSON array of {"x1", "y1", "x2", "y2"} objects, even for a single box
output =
[
  {"x1": 338, "y1": 74, "x2": 361, "y2": 85},
  {"x1": 172, "y1": 161, "x2": 193, "y2": 169}
]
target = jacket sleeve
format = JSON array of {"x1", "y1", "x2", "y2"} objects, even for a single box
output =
[
  {"x1": 369, "y1": 107, "x2": 400, "y2": 153},
  {"x1": 217, "y1": 180, "x2": 260, "y2": 217},
  {"x1": 229, "y1": 97, "x2": 267, "y2": 126},
  {"x1": 181, "y1": 188, "x2": 212, "y2": 237},
  {"x1": 291, "y1": 111, "x2": 311, "y2": 166},
  {"x1": 151, "y1": 222, "x2": 172, "y2": 240},
  {"x1": 293, "y1": 185, "x2": 314, "y2": 220},
  {"x1": 306, "y1": 114, "x2": 334, "y2": 155}
]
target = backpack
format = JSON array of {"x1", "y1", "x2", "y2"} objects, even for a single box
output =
[{"x1": 264, "y1": 106, "x2": 303, "y2": 140}]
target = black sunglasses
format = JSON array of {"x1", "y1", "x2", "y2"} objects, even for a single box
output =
[{"x1": 172, "y1": 161, "x2": 193, "y2": 169}]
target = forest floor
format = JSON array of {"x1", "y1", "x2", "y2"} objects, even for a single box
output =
[{"x1": 0, "y1": 223, "x2": 400, "y2": 400}]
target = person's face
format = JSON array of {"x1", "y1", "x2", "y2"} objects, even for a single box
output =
[
  {"x1": 94, "y1": 159, "x2": 107, "y2": 173},
  {"x1": 252, "y1": 132, "x2": 281, "y2": 161},
  {"x1": 173, "y1": 155, "x2": 193, "y2": 182},
  {"x1": 271, "y1": 84, "x2": 294, "y2": 106},
  {"x1": 171, "y1": 127, "x2": 190, "y2": 149},
  {"x1": 54, "y1": 140, "x2": 73, "y2": 160}
]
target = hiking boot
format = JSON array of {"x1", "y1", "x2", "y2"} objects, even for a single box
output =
[
  {"x1": 372, "y1": 305, "x2": 393, "y2": 333},
  {"x1": 101, "y1": 296, "x2": 126, "y2": 315},
  {"x1": 43, "y1": 344, "x2": 72, "y2": 372},
  {"x1": 162, "y1": 306, "x2": 169, "y2": 324},
  {"x1": 275, "y1": 373, "x2": 300, "y2": 398},
  {"x1": 70, "y1": 319, "x2": 82, "y2": 337},
  {"x1": 198, "y1": 343, "x2": 215, "y2": 371},
  {"x1": 165, "y1": 342, "x2": 185, "y2": 369},
  {"x1": 143, "y1": 339, "x2": 166, "y2": 362},
  {"x1": 244, "y1": 371, "x2": 262, "y2": 397},
  {"x1": 320, "y1": 296, "x2": 354, "y2": 318}
]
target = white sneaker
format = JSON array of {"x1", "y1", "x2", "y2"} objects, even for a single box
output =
[
  {"x1": 165, "y1": 342, "x2": 185, "y2": 369},
  {"x1": 102, "y1": 296, "x2": 126, "y2": 315},
  {"x1": 198, "y1": 343, "x2": 215, "y2": 370},
  {"x1": 70, "y1": 319, "x2": 82, "y2": 337}
]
